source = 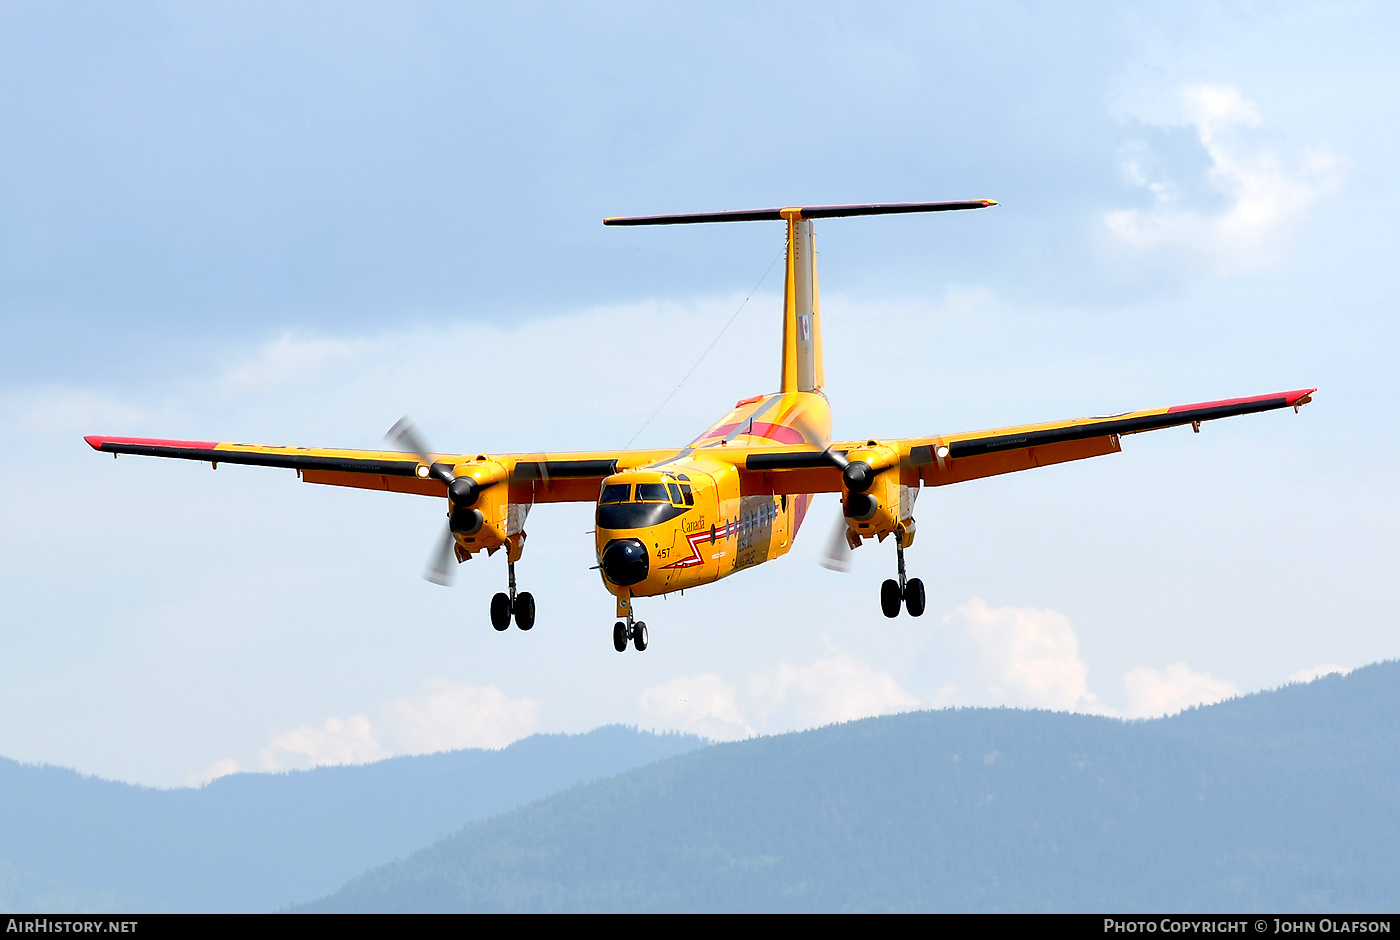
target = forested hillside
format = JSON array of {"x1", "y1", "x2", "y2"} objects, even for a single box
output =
[
  {"x1": 304, "y1": 663, "x2": 1400, "y2": 913},
  {"x1": 0, "y1": 726, "x2": 705, "y2": 912}
]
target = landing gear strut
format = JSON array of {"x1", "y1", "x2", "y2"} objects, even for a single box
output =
[
  {"x1": 491, "y1": 560, "x2": 535, "y2": 631},
  {"x1": 612, "y1": 597, "x2": 648, "y2": 652},
  {"x1": 881, "y1": 538, "x2": 925, "y2": 619}
]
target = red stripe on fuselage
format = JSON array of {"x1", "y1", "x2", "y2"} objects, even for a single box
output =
[{"x1": 692, "y1": 421, "x2": 808, "y2": 446}]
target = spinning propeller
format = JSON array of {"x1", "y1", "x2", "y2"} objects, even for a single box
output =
[
  {"x1": 787, "y1": 410, "x2": 935, "y2": 574},
  {"x1": 385, "y1": 417, "x2": 483, "y2": 586},
  {"x1": 787, "y1": 410, "x2": 868, "y2": 573}
]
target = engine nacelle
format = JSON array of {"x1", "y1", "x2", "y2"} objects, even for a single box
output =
[
  {"x1": 448, "y1": 460, "x2": 512, "y2": 556},
  {"x1": 840, "y1": 442, "x2": 916, "y2": 546}
]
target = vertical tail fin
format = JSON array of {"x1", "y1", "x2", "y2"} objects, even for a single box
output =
[{"x1": 780, "y1": 209, "x2": 824, "y2": 393}]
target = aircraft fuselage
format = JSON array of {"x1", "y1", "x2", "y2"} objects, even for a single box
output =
[{"x1": 595, "y1": 390, "x2": 825, "y2": 600}]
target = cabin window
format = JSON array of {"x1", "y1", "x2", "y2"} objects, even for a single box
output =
[
  {"x1": 680, "y1": 484, "x2": 693, "y2": 505},
  {"x1": 710, "y1": 523, "x2": 716, "y2": 544},
  {"x1": 600, "y1": 483, "x2": 631, "y2": 504},
  {"x1": 667, "y1": 483, "x2": 683, "y2": 504},
  {"x1": 636, "y1": 483, "x2": 670, "y2": 502}
]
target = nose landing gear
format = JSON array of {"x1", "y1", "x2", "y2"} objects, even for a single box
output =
[
  {"x1": 881, "y1": 538, "x2": 925, "y2": 618},
  {"x1": 612, "y1": 596, "x2": 648, "y2": 652},
  {"x1": 490, "y1": 559, "x2": 536, "y2": 631}
]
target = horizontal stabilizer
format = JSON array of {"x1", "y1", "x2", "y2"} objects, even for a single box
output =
[{"x1": 603, "y1": 200, "x2": 997, "y2": 226}]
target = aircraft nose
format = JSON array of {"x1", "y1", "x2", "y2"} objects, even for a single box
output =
[{"x1": 600, "y1": 538, "x2": 649, "y2": 586}]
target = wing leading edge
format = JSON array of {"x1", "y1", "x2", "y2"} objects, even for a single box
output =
[{"x1": 82, "y1": 436, "x2": 674, "y2": 503}]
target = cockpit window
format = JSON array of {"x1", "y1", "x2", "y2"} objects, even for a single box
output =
[
  {"x1": 636, "y1": 483, "x2": 670, "y2": 502},
  {"x1": 680, "y1": 484, "x2": 693, "y2": 505},
  {"x1": 600, "y1": 483, "x2": 631, "y2": 504},
  {"x1": 666, "y1": 483, "x2": 683, "y2": 504}
]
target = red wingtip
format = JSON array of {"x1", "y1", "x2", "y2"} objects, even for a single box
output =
[
  {"x1": 1286, "y1": 388, "x2": 1318, "y2": 406},
  {"x1": 84, "y1": 435, "x2": 222, "y2": 451}
]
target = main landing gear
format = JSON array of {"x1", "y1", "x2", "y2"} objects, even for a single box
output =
[
  {"x1": 612, "y1": 596, "x2": 648, "y2": 652},
  {"x1": 881, "y1": 540, "x2": 925, "y2": 619},
  {"x1": 490, "y1": 559, "x2": 535, "y2": 632}
]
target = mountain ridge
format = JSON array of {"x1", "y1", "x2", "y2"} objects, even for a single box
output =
[
  {"x1": 0, "y1": 725, "x2": 707, "y2": 912},
  {"x1": 299, "y1": 663, "x2": 1400, "y2": 913}
]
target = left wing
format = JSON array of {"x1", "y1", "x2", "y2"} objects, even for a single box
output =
[
  {"x1": 731, "y1": 388, "x2": 1315, "y2": 494},
  {"x1": 82, "y1": 436, "x2": 675, "y2": 503},
  {"x1": 913, "y1": 387, "x2": 1315, "y2": 487}
]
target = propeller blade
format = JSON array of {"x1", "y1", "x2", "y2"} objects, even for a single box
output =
[
  {"x1": 424, "y1": 524, "x2": 457, "y2": 586},
  {"x1": 385, "y1": 416, "x2": 456, "y2": 484},
  {"x1": 789, "y1": 410, "x2": 849, "y2": 470},
  {"x1": 819, "y1": 510, "x2": 853, "y2": 573}
]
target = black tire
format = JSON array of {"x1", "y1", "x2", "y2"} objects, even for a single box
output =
[
  {"x1": 490, "y1": 592, "x2": 512, "y2": 631},
  {"x1": 613, "y1": 621, "x2": 628, "y2": 652},
  {"x1": 880, "y1": 579, "x2": 902, "y2": 618},
  {"x1": 904, "y1": 578, "x2": 926, "y2": 617},
  {"x1": 515, "y1": 592, "x2": 536, "y2": 631},
  {"x1": 633, "y1": 622, "x2": 649, "y2": 652}
]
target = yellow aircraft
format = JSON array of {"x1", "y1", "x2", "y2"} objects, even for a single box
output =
[{"x1": 86, "y1": 201, "x2": 1315, "y2": 653}]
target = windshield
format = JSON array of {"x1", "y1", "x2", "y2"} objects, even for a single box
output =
[
  {"x1": 636, "y1": 483, "x2": 670, "y2": 502},
  {"x1": 599, "y1": 483, "x2": 631, "y2": 504}
]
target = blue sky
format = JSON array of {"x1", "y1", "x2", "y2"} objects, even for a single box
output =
[{"x1": 1, "y1": 2, "x2": 1396, "y2": 786}]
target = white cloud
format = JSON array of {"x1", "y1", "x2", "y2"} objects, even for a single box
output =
[
  {"x1": 1105, "y1": 83, "x2": 1338, "y2": 269},
  {"x1": 1288, "y1": 663, "x2": 1350, "y2": 684},
  {"x1": 185, "y1": 758, "x2": 243, "y2": 787},
  {"x1": 747, "y1": 652, "x2": 919, "y2": 728},
  {"x1": 245, "y1": 679, "x2": 539, "y2": 773},
  {"x1": 1122, "y1": 662, "x2": 1239, "y2": 718},
  {"x1": 385, "y1": 679, "x2": 540, "y2": 753},
  {"x1": 945, "y1": 597, "x2": 1105, "y2": 713},
  {"x1": 638, "y1": 652, "x2": 917, "y2": 741},
  {"x1": 258, "y1": 714, "x2": 389, "y2": 771},
  {"x1": 638, "y1": 673, "x2": 754, "y2": 741}
]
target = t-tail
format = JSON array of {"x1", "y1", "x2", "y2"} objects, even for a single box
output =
[{"x1": 604, "y1": 199, "x2": 998, "y2": 394}]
